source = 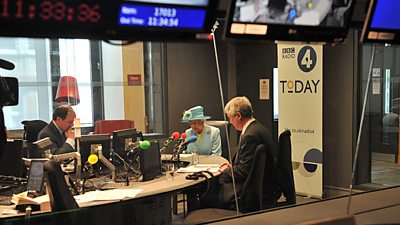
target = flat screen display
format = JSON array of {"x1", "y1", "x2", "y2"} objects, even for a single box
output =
[
  {"x1": 27, "y1": 160, "x2": 45, "y2": 192},
  {"x1": 118, "y1": 4, "x2": 206, "y2": 29},
  {"x1": 0, "y1": 0, "x2": 217, "y2": 41},
  {"x1": 361, "y1": 0, "x2": 400, "y2": 44},
  {"x1": 225, "y1": 0, "x2": 355, "y2": 43},
  {"x1": 139, "y1": 140, "x2": 162, "y2": 181},
  {"x1": 112, "y1": 128, "x2": 137, "y2": 160},
  {"x1": 79, "y1": 134, "x2": 111, "y2": 163}
]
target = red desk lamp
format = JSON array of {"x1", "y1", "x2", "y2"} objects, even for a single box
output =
[{"x1": 55, "y1": 76, "x2": 80, "y2": 105}]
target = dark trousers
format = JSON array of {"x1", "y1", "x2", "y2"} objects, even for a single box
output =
[{"x1": 198, "y1": 176, "x2": 238, "y2": 210}]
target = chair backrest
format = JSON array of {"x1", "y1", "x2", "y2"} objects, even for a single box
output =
[
  {"x1": 204, "y1": 120, "x2": 230, "y2": 159},
  {"x1": 239, "y1": 144, "x2": 267, "y2": 213},
  {"x1": 94, "y1": 120, "x2": 134, "y2": 135},
  {"x1": 276, "y1": 130, "x2": 296, "y2": 205},
  {"x1": 43, "y1": 160, "x2": 79, "y2": 212},
  {"x1": 21, "y1": 120, "x2": 48, "y2": 142}
]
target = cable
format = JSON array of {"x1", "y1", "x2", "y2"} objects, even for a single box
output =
[
  {"x1": 210, "y1": 20, "x2": 240, "y2": 215},
  {"x1": 346, "y1": 44, "x2": 376, "y2": 214}
]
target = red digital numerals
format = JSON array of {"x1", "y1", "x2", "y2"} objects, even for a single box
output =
[{"x1": 1, "y1": 0, "x2": 101, "y2": 23}]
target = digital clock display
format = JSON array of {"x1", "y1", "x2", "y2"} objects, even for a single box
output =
[
  {"x1": 119, "y1": 4, "x2": 206, "y2": 29},
  {"x1": 0, "y1": 0, "x2": 216, "y2": 40},
  {"x1": 0, "y1": 0, "x2": 102, "y2": 23}
]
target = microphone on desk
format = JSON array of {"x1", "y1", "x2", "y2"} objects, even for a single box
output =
[
  {"x1": 81, "y1": 154, "x2": 99, "y2": 194},
  {"x1": 173, "y1": 133, "x2": 187, "y2": 148},
  {"x1": 170, "y1": 135, "x2": 197, "y2": 162},
  {"x1": 180, "y1": 133, "x2": 187, "y2": 141},
  {"x1": 83, "y1": 154, "x2": 98, "y2": 174},
  {"x1": 160, "y1": 132, "x2": 180, "y2": 153},
  {"x1": 164, "y1": 131, "x2": 180, "y2": 146},
  {"x1": 177, "y1": 135, "x2": 197, "y2": 151},
  {"x1": 88, "y1": 154, "x2": 99, "y2": 164},
  {"x1": 126, "y1": 140, "x2": 151, "y2": 155},
  {"x1": 172, "y1": 133, "x2": 187, "y2": 151}
]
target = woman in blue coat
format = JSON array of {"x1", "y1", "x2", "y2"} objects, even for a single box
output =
[{"x1": 181, "y1": 106, "x2": 222, "y2": 156}]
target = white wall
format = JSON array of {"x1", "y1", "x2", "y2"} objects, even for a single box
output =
[{"x1": 101, "y1": 42, "x2": 125, "y2": 119}]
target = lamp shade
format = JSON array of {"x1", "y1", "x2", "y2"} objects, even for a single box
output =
[{"x1": 55, "y1": 76, "x2": 80, "y2": 105}]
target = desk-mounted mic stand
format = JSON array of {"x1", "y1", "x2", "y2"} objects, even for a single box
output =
[
  {"x1": 110, "y1": 148, "x2": 138, "y2": 184},
  {"x1": 51, "y1": 152, "x2": 82, "y2": 181},
  {"x1": 170, "y1": 145, "x2": 187, "y2": 168},
  {"x1": 91, "y1": 146, "x2": 116, "y2": 181}
]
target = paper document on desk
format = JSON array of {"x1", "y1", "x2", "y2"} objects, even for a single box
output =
[
  {"x1": 176, "y1": 164, "x2": 220, "y2": 173},
  {"x1": 11, "y1": 192, "x2": 51, "y2": 211},
  {"x1": 74, "y1": 189, "x2": 143, "y2": 204}
]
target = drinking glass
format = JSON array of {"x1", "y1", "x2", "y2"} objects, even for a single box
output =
[{"x1": 165, "y1": 163, "x2": 174, "y2": 181}]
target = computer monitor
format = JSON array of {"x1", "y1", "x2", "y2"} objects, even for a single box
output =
[
  {"x1": 0, "y1": 139, "x2": 23, "y2": 177},
  {"x1": 360, "y1": 0, "x2": 400, "y2": 45},
  {"x1": 112, "y1": 128, "x2": 138, "y2": 160},
  {"x1": 140, "y1": 140, "x2": 162, "y2": 181},
  {"x1": 224, "y1": 0, "x2": 356, "y2": 43},
  {"x1": 79, "y1": 134, "x2": 111, "y2": 164},
  {"x1": 26, "y1": 160, "x2": 46, "y2": 195}
]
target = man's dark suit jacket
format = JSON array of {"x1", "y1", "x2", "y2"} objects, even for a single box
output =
[
  {"x1": 217, "y1": 120, "x2": 276, "y2": 209},
  {"x1": 37, "y1": 121, "x2": 74, "y2": 155}
]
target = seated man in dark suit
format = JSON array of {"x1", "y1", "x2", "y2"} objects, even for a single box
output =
[
  {"x1": 200, "y1": 96, "x2": 276, "y2": 210},
  {"x1": 38, "y1": 105, "x2": 76, "y2": 155}
]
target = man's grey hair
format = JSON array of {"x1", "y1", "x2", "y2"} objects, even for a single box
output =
[{"x1": 224, "y1": 96, "x2": 253, "y2": 119}]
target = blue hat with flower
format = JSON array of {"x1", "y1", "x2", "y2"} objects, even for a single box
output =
[{"x1": 181, "y1": 106, "x2": 211, "y2": 122}]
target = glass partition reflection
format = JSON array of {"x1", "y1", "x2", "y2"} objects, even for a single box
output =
[
  {"x1": 1, "y1": 38, "x2": 167, "y2": 136},
  {"x1": 359, "y1": 44, "x2": 400, "y2": 189},
  {"x1": 3, "y1": 32, "x2": 400, "y2": 225}
]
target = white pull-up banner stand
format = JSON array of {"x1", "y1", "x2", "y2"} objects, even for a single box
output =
[{"x1": 277, "y1": 42, "x2": 323, "y2": 198}]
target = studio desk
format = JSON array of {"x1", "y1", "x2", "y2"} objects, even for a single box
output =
[{"x1": 0, "y1": 154, "x2": 227, "y2": 225}]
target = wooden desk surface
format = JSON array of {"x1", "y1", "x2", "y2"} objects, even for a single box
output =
[{"x1": 0, "y1": 154, "x2": 227, "y2": 218}]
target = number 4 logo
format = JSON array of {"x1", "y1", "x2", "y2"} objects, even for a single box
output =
[{"x1": 297, "y1": 46, "x2": 317, "y2": 73}]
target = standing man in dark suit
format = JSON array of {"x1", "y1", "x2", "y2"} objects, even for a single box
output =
[
  {"x1": 200, "y1": 96, "x2": 276, "y2": 210},
  {"x1": 38, "y1": 105, "x2": 76, "y2": 155}
]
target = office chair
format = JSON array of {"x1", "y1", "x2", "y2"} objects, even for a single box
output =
[
  {"x1": 43, "y1": 160, "x2": 79, "y2": 212},
  {"x1": 182, "y1": 144, "x2": 268, "y2": 225},
  {"x1": 21, "y1": 120, "x2": 48, "y2": 159},
  {"x1": 204, "y1": 120, "x2": 230, "y2": 159},
  {"x1": 94, "y1": 120, "x2": 134, "y2": 135},
  {"x1": 174, "y1": 121, "x2": 230, "y2": 216},
  {"x1": 21, "y1": 120, "x2": 48, "y2": 142},
  {"x1": 275, "y1": 130, "x2": 296, "y2": 205}
]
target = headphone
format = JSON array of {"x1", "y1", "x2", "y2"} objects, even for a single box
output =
[{"x1": 185, "y1": 170, "x2": 214, "y2": 193}]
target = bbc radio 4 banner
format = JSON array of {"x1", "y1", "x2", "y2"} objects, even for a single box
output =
[{"x1": 277, "y1": 42, "x2": 323, "y2": 198}]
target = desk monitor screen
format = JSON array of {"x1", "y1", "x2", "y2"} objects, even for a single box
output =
[
  {"x1": 0, "y1": 139, "x2": 23, "y2": 177},
  {"x1": 224, "y1": 0, "x2": 355, "y2": 43},
  {"x1": 79, "y1": 134, "x2": 111, "y2": 163},
  {"x1": 361, "y1": 0, "x2": 400, "y2": 45},
  {"x1": 27, "y1": 160, "x2": 45, "y2": 193},
  {"x1": 140, "y1": 140, "x2": 162, "y2": 181},
  {"x1": 112, "y1": 128, "x2": 138, "y2": 160}
]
